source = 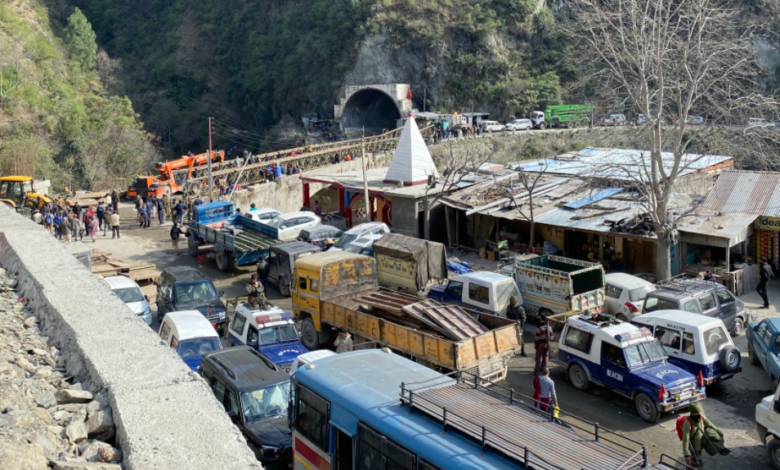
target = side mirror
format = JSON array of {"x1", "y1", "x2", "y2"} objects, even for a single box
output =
[
  {"x1": 144, "y1": 295, "x2": 149, "y2": 301},
  {"x1": 227, "y1": 410, "x2": 240, "y2": 424},
  {"x1": 774, "y1": 400, "x2": 780, "y2": 414},
  {"x1": 218, "y1": 291, "x2": 224, "y2": 297}
]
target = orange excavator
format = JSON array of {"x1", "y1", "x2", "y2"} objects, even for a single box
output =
[{"x1": 126, "y1": 151, "x2": 225, "y2": 199}]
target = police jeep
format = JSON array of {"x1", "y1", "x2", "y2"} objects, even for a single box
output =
[
  {"x1": 558, "y1": 313, "x2": 705, "y2": 423},
  {"x1": 226, "y1": 301, "x2": 308, "y2": 373}
]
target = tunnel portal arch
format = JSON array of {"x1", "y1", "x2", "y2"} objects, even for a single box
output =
[{"x1": 334, "y1": 84, "x2": 412, "y2": 135}]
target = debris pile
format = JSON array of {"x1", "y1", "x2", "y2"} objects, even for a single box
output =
[
  {"x1": 605, "y1": 212, "x2": 656, "y2": 236},
  {"x1": 0, "y1": 268, "x2": 122, "y2": 469}
]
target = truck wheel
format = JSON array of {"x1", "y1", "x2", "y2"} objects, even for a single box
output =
[
  {"x1": 635, "y1": 393, "x2": 660, "y2": 423},
  {"x1": 731, "y1": 318, "x2": 744, "y2": 336},
  {"x1": 187, "y1": 236, "x2": 199, "y2": 256},
  {"x1": 568, "y1": 364, "x2": 590, "y2": 391},
  {"x1": 539, "y1": 123, "x2": 546, "y2": 130},
  {"x1": 300, "y1": 318, "x2": 320, "y2": 350},
  {"x1": 767, "y1": 439, "x2": 780, "y2": 470},
  {"x1": 215, "y1": 251, "x2": 233, "y2": 272},
  {"x1": 750, "y1": 344, "x2": 760, "y2": 365},
  {"x1": 719, "y1": 345, "x2": 740, "y2": 372}
]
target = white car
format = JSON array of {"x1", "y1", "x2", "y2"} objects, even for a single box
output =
[
  {"x1": 506, "y1": 119, "x2": 533, "y2": 131},
  {"x1": 103, "y1": 276, "x2": 152, "y2": 325},
  {"x1": 266, "y1": 211, "x2": 321, "y2": 241},
  {"x1": 246, "y1": 207, "x2": 280, "y2": 223},
  {"x1": 686, "y1": 116, "x2": 704, "y2": 125},
  {"x1": 482, "y1": 120, "x2": 505, "y2": 132},
  {"x1": 343, "y1": 234, "x2": 383, "y2": 257},
  {"x1": 604, "y1": 273, "x2": 655, "y2": 321},
  {"x1": 603, "y1": 114, "x2": 627, "y2": 126},
  {"x1": 332, "y1": 222, "x2": 390, "y2": 251}
]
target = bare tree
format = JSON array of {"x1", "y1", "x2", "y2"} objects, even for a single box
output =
[
  {"x1": 509, "y1": 159, "x2": 551, "y2": 248},
  {"x1": 424, "y1": 143, "x2": 492, "y2": 241},
  {"x1": 567, "y1": 0, "x2": 776, "y2": 280}
]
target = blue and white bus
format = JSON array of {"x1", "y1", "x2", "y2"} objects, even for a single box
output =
[{"x1": 290, "y1": 349, "x2": 651, "y2": 470}]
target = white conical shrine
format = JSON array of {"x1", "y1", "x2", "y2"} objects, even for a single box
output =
[{"x1": 384, "y1": 114, "x2": 439, "y2": 185}]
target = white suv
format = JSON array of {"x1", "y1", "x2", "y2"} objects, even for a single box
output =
[
  {"x1": 265, "y1": 211, "x2": 321, "y2": 241},
  {"x1": 332, "y1": 222, "x2": 390, "y2": 251}
]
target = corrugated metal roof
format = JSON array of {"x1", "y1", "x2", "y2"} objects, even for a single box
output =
[
  {"x1": 509, "y1": 147, "x2": 732, "y2": 183},
  {"x1": 701, "y1": 170, "x2": 780, "y2": 216},
  {"x1": 678, "y1": 212, "x2": 756, "y2": 247},
  {"x1": 534, "y1": 199, "x2": 653, "y2": 237},
  {"x1": 563, "y1": 187, "x2": 624, "y2": 209}
]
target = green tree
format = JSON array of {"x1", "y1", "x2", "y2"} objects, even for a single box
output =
[{"x1": 64, "y1": 8, "x2": 97, "y2": 71}]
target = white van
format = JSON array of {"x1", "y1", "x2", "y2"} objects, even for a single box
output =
[
  {"x1": 482, "y1": 120, "x2": 505, "y2": 132},
  {"x1": 103, "y1": 275, "x2": 152, "y2": 325},
  {"x1": 749, "y1": 117, "x2": 772, "y2": 127},
  {"x1": 631, "y1": 310, "x2": 741, "y2": 385},
  {"x1": 158, "y1": 310, "x2": 222, "y2": 372}
]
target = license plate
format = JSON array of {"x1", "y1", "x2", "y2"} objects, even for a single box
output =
[{"x1": 675, "y1": 390, "x2": 692, "y2": 401}]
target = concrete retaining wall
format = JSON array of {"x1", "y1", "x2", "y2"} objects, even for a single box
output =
[
  {"x1": 231, "y1": 153, "x2": 393, "y2": 214},
  {"x1": 0, "y1": 206, "x2": 261, "y2": 470}
]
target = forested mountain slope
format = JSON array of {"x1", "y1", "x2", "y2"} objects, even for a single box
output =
[{"x1": 0, "y1": 0, "x2": 154, "y2": 190}]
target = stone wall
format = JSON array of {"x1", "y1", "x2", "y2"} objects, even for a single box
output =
[
  {"x1": 0, "y1": 206, "x2": 261, "y2": 470},
  {"x1": 231, "y1": 153, "x2": 393, "y2": 214}
]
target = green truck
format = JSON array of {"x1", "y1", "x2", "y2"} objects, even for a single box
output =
[{"x1": 530, "y1": 104, "x2": 593, "y2": 130}]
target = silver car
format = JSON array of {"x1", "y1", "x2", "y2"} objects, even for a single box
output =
[{"x1": 103, "y1": 276, "x2": 152, "y2": 325}]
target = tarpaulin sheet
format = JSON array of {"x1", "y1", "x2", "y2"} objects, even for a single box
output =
[{"x1": 372, "y1": 233, "x2": 448, "y2": 291}]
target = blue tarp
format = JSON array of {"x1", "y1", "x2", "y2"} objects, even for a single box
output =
[
  {"x1": 562, "y1": 187, "x2": 624, "y2": 210},
  {"x1": 447, "y1": 261, "x2": 472, "y2": 274}
]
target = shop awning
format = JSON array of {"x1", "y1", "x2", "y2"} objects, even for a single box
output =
[{"x1": 678, "y1": 212, "x2": 757, "y2": 248}]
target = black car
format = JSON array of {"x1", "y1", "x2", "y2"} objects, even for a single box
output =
[
  {"x1": 200, "y1": 347, "x2": 292, "y2": 465},
  {"x1": 156, "y1": 266, "x2": 226, "y2": 330},
  {"x1": 267, "y1": 241, "x2": 322, "y2": 296},
  {"x1": 297, "y1": 224, "x2": 343, "y2": 249}
]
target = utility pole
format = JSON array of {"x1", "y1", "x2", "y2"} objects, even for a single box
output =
[
  {"x1": 207, "y1": 117, "x2": 213, "y2": 201},
  {"x1": 361, "y1": 126, "x2": 370, "y2": 224},
  {"x1": 423, "y1": 87, "x2": 426, "y2": 114}
]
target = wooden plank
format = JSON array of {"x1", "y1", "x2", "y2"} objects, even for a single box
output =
[{"x1": 124, "y1": 269, "x2": 160, "y2": 283}]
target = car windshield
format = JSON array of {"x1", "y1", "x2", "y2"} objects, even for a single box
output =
[
  {"x1": 703, "y1": 326, "x2": 729, "y2": 356},
  {"x1": 624, "y1": 340, "x2": 667, "y2": 367},
  {"x1": 495, "y1": 281, "x2": 521, "y2": 309},
  {"x1": 177, "y1": 337, "x2": 221, "y2": 358},
  {"x1": 113, "y1": 287, "x2": 144, "y2": 303},
  {"x1": 258, "y1": 324, "x2": 299, "y2": 345},
  {"x1": 175, "y1": 281, "x2": 218, "y2": 303},
  {"x1": 241, "y1": 382, "x2": 290, "y2": 423},
  {"x1": 265, "y1": 217, "x2": 288, "y2": 228},
  {"x1": 629, "y1": 286, "x2": 654, "y2": 302},
  {"x1": 336, "y1": 233, "x2": 359, "y2": 249}
]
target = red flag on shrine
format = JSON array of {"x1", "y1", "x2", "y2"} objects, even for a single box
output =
[{"x1": 407, "y1": 88, "x2": 412, "y2": 100}]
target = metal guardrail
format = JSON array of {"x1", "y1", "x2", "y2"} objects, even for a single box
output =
[{"x1": 399, "y1": 370, "x2": 648, "y2": 470}]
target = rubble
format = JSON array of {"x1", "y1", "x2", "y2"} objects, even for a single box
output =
[{"x1": 0, "y1": 269, "x2": 121, "y2": 469}]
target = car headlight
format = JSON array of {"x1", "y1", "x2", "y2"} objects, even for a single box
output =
[
  {"x1": 218, "y1": 310, "x2": 226, "y2": 320},
  {"x1": 260, "y1": 445, "x2": 279, "y2": 457}
]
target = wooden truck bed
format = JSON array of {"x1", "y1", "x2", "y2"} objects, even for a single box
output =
[{"x1": 321, "y1": 289, "x2": 522, "y2": 379}]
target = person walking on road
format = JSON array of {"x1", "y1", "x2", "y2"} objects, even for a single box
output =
[
  {"x1": 757, "y1": 256, "x2": 772, "y2": 308},
  {"x1": 144, "y1": 198, "x2": 154, "y2": 228},
  {"x1": 334, "y1": 328, "x2": 353, "y2": 353},
  {"x1": 110, "y1": 210, "x2": 121, "y2": 239},
  {"x1": 102, "y1": 206, "x2": 111, "y2": 236},
  {"x1": 314, "y1": 200, "x2": 322, "y2": 216},
  {"x1": 534, "y1": 314, "x2": 555, "y2": 375},
  {"x1": 170, "y1": 223, "x2": 182, "y2": 255},
  {"x1": 96, "y1": 202, "x2": 105, "y2": 230},
  {"x1": 88, "y1": 215, "x2": 99, "y2": 242},
  {"x1": 157, "y1": 197, "x2": 165, "y2": 224},
  {"x1": 507, "y1": 296, "x2": 527, "y2": 356},
  {"x1": 681, "y1": 403, "x2": 729, "y2": 468},
  {"x1": 61, "y1": 213, "x2": 73, "y2": 243},
  {"x1": 536, "y1": 367, "x2": 558, "y2": 413},
  {"x1": 174, "y1": 200, "x2": 186, "y2": 225}
]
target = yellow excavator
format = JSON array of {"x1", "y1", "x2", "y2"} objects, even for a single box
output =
[{"x1": 0, "y1": 176, "x2": 51, "y2": 212}]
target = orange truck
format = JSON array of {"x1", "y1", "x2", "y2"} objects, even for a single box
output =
[{"x1": 126, "y1": 151, "x2": 225, "y2": 199}]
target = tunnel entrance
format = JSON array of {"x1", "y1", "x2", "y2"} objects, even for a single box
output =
[{"x1": 341, "y1": 88, "x2": 402, "y2": 136}]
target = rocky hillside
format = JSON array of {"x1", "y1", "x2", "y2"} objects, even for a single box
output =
[{"x1": 0, "y1": 0, "x2": 153, "y2": 190}]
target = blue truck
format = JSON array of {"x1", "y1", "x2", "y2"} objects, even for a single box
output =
[
  {"x1": 748, "y1": 318, "x2": 780, "y2": 388},
  {"x1": 558, "y1": 313, "x2": 706, "y2": 423},
  {"x1": 187, "y1": 202, "x2": 280, "y2": 271}
]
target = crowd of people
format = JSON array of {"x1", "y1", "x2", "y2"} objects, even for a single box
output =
[{"x1": 32, "y1": 190, "x2": 122, "y2": 242}]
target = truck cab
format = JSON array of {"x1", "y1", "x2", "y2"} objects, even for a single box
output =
[
  {"x1": 530, "y1": 110, "x2": 546, "y2": 129},
  {"x1": 428, "y1": 272, "x2": 521, "y2": 317},
  {"x1": 558, "y1": 313, "x2": 705, "y2": 423},
  {"x1": 267, "y1": 241, "x2": 322, "y2": 297},
  {"x1": 747, "y1": 318, "x2": 780, "y2": 388},
  {"x1": 226, "y1": 302, "x2": 308, "y2": 372}
]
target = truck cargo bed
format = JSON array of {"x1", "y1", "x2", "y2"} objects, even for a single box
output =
[{"x1": 322, "y1": 289, "x2": 522, "y2": 378}]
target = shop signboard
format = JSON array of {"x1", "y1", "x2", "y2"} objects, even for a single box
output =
[{"x1": 756, "y1": 216, "x2": 780, "y2": 231}]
